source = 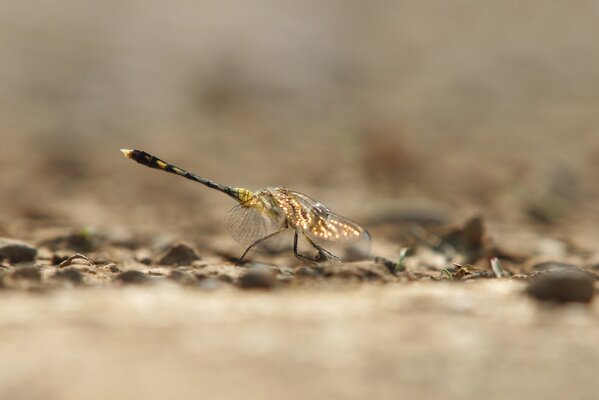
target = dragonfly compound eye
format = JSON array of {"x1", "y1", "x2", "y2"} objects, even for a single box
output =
[{"x1": 312, "y1": 202, "x2": 330, "y2": 217}]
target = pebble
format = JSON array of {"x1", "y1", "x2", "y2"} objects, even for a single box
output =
[
  {"x1": 107, "y1": 263, "x2": 121, "y2": 273},
  {"x1": 526, "y1": 271, "x2": 595, "y2": 304},
  {"x1": 134, "y1": 249, "x2": 153, "y2": 265},
  {"x1": 531, "y1": 261, "x2": 588, "y2": 274},
  {"x1": 167, "y1": 269, "x2": 199, "y2": 286},
  {"x1": 115, "y1": 270, "x2": 149, "y2": 284},
  {"x1": 0, "y1": 238, "x2": 38, "y2": 263},
  {"x1": 53, "y1": 267, "x2": 84, "y2": 285},
  {"x1": 11, "y1": 266, "x2": 42, "y2": 282},
  {"x1": 157, "y1": 242, "x2": 201, "y2": 266},
  {"x1": 41, "y1": 229, "x2": 97, "y2": 252},
  {"x1": 238, "y1": 266, "x2": 277, "y2": 289},
  {"x1": 218, "y1": 274, "x2": 234, "y2": 284},
  {"x1": 295, "y1": 266, "x2": 318, "y2": 277}
]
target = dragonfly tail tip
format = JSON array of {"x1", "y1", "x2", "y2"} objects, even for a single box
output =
[{"x1": 120, "y1": 149, "x2": 133, "y2": 158}]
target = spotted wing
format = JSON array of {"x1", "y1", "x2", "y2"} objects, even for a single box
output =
[
  {"x1": 307, "y1": 211, "x2": 371, "y2": 244},
  {"x1": 288, "y1": 191, "x2": 372, "y2": 255},
  {"x1": 224, "y1": 204, "x2": 284, "y2": 246}
]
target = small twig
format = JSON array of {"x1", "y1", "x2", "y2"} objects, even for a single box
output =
[
  {"x1": 441, "y1": 268, "x2": 453, "y2": 279},
  {"x1": 59, "y1": 253, "x2": 96, "y2": 268}
]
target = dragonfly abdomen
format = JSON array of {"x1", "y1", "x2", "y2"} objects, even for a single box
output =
[{"x1": 120, "y1": 149, "x2": 250, "y2": 203}]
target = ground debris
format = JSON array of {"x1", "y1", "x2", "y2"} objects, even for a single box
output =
[
  {"x1": 59, "y1": 253, "x2": 96, "y2": 268},
  {"x1": 439, "y1": 263, "x2": 495, "y2": 280}
]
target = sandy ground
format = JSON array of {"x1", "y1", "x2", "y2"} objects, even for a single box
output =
[
  {"x1": 1, "y1": 281, "x2": 598, "y2": 400},
  {"x1": 2, "y1": 1, "x2": 599, "y2": 399}
]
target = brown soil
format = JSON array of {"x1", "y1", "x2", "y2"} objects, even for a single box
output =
[{"x1": 1, "y1": 2, "x2": 599, "y2": 399}]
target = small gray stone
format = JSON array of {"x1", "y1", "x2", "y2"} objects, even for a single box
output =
[
  {"x1": 53, "y1": 267, "x2": 84, "y2": 285},
  {"x1": 218, "y1": 274, "x2": 234, "y2": 284},
  {"x1": 238, "y1": 267, "x2": 277, "y2": 289},
  {"x1": 134, "y1": 249, "x2": 153, "y2": 265},
  {"x1": 115, "y1": 270, "x2": 148, "y2": 284},
  {"x1": 295, "y1": 266, "x2": 318, "y2": 277},
  {"x1": 526, "y1": 271, "x2": 594, "y2": 304},
  {"x1": 11, "y1": 266, "x2": 42, "y2": 283},
  {"x1": 157, "y1": 242, "x2": 201, "y2": 266},
  {"x1": 531, "y1": 261, "x2": 587, "y2": 274},
  {"x1": 0, "y1": 238, "x2": 37, "y2": 263}
]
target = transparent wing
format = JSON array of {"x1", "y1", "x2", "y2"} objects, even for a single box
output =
[{"x1": 224, "y1": 204, "x2": 284, "y2": 246}]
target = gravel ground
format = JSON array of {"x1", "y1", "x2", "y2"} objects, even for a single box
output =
[{"x1": 2, "y1": 1, "x2": 599, "y2": 399}]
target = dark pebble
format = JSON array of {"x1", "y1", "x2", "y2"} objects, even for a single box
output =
[
  {"x1": 238, "y1": 267, "x2": 277, "y2": 289},
  {"x1": 526, "y1": 271, "x2": 594, "y2": 304},
  {"x1": 168, "y1": 269, "x2": 197, "y2": 285},
  {"x1": 0, "y1": 238, "x2": 38, "y2": 263},
  {"x1": 168, "y1": 269, "x2": 186, "y2": 281},
  {"x1": 107, "y1": 264, "x2": 120, "y2": 273},
  {"x1": 53, "y1": 268, "x2": 84, "y2": 285},
  {"x1": 134, "y1": 249, "x2": 152, "y2": 265},
  {"x1": 533, "y1": 261, "x2": 577, "y2": 272},
  {"x1": 295, "y1": 266, "x2": 317, "y2": 277},
  {"x1": 11, "y1": 266, "x2": 42, "y2": 282},
  {"x1": 115, "y1": 270, "x2": 148, "y2": 284},
  {"x1": 157, "y1": 242, "x2": 201, "y2": 266},
  {"x1": 41, "y1": 230, "x2": 97, "y2": 252},
  {"x1": 218, "y1": 274, "x2": 234, "y2": 284},
  {"x1": 66, "y1": 231, "x2": 97, "y2": 252}
]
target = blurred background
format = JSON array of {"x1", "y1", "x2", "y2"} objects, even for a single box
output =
[{"x1": 1, "y1": 0, "x2": 599, "y2": 252}]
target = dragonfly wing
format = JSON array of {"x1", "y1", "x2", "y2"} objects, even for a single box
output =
[
  {"x1": 306, "y1": 212, "x2": 371, "y2": 245},
  {"x1": 304, "y1": 211, "x2": 372, "y2": 259},
  {"x1": 224, "y1": 204, "x2": 284, "y2": 246},
  {"x1": 291, "y1": 192, "x2": 371, "y2": 254}
]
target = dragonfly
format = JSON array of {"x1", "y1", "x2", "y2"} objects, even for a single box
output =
[{"x1": 120, "y1": 149, "x2": 371, "y2": 264}]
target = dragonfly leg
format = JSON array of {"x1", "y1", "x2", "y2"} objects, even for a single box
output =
[
  {"x1": 235, "y1": 229, "x2": 287, "y2": 266},
  {"x1": 293, "y1": 231, "x2": 319, "y2": 264},
  {"x1": 293, "y1": 231, "x2": 340, "y2": 264},
  {"x1": 302, "y1": 233, "x2": 341, "y2": 262}
]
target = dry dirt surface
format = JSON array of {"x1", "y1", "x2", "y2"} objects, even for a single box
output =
[{"x1": 2, "y1": 1, "x2": 599, "y2": 399}]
